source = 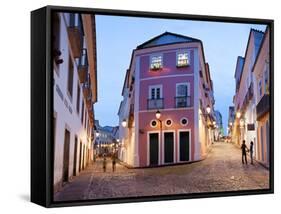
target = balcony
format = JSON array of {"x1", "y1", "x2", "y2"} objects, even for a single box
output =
[
  {"x1": 147, "y1": 98, "x2": 164, "y2": 110},
  {"x1": 78, "y1": 48, "x2": 88, "y2": 83},
  {"x1": 82, "y1": 77, "x2": 91, "y2": 99},
  {"x1": 175, "y1": 96, "x2": 192, "y2": 108},
  {"x1": 256, "y1": 94, "x2": 270, "y2": 120},
  {"x1": 241, "y1": 83, "x2": 254, "y2": 111},
  {"x1": 67, "y1": 14, "x2": 83, "y2": 58}
]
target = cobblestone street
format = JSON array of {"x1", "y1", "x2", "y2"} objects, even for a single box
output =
[{"x1": 54, "y1": 142, "x2": 269, "y2": 201}]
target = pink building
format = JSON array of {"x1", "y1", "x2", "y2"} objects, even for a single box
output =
[{"x1": 118, "y1": 32, "x2": 216, "y2": 167}]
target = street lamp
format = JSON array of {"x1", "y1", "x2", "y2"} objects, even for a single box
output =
[
  {"x1": 236, "y1": 111, "x2": 241, "y2": 119},
  {"x1": 122, "y1": 119, "x2": 127, "y2": 128},
  {"x1": 96, "y1": 130, "x2": 100, "y2": 138},
  {"x1": 155, "y1": 110, "x2": 162, "y2": 164},
  {"x1": 156, "y1": 110, "x2": 161, "y2": 119},
  {"x1": 206, "y1": 105, "x2": 211, "y2": 114}
]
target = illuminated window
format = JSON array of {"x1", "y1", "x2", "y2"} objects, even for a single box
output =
[
  {"x1": 177, "y1": 52, "x2": 189, "y2": 67},
  {"x1": 150, "y1": 55, "x2": 162, "y2": 70}
]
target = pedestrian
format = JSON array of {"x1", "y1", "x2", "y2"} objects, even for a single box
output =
[
  {"x1": 241, "y1": 140, "x2": 249, "y2": 165},
  {"x1": 102, "y1": 155, "x2": 107, "y2": 172},
  {"x1": 93, "y1": 153, "x2": 96, "y2": 163},
  {"x1": 250, "y1": 141, "x2": 254, "y2": 164},
  {"x1": 112, "y1": 153, "x2": 116, "y2": 172}
]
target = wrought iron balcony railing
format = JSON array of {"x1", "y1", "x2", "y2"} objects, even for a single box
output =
[
  {"x1": 147, "y1": 98, "x2": 164, "y2": 110},
  {"x1": 175, "y1": 96, "x2": 192, "y2": 108},
  {"x1": 256, "y1": 94, "x2": 270, "y2": 120}
]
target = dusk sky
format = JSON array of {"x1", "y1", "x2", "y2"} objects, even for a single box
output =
[{"x1": 95, "y1": 15, "x2": 267, "y2": 133}]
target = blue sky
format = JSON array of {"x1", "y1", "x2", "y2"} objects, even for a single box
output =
[{"x1": 95, "y1": 15, "x2": 267, "y2": 133}]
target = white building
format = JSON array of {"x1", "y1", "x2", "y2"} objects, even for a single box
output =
[{"x1": 52, "y1": 12, "x2": 97, "y2": 192}]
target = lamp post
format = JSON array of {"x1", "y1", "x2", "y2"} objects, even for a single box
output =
[{"x1": 155, "y1": 110, "x2": 162, "y2": 164}]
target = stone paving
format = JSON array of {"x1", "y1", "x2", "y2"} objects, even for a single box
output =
[{"x1": 54, "y1": 142, "x2": 269, "y2": 201}]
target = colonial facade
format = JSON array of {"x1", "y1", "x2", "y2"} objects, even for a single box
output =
[
  {"x1": 53, "y1": 12, "x2": 97, "y2": 191},
  {"x1": 118, "y1": 32, "x2": 216, "y2": 167},
  {"x1": 232, "y1": 28, "x2": 270, "y2": 167},
  {"x1": 253, "y1": 27, "x2": 270, "y2": 167}
]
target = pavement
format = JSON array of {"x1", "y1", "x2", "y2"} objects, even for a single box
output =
[{"x1": 54, "y1": 141, "x2": 269, "y2": 201}]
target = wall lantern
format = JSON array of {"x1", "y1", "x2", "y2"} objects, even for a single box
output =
[
  {"x1": 236, "y1": 111, "x2": 241, "y2": 119},
  {"x1": 206, "y1": 105, "x2": 211, "y2": 114},
  {"x1": 122, "y1": 119, "x2": 127, "y2": 128}
]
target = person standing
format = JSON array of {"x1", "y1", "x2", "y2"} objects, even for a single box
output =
[
  {"x1": 241, "y1": 140, "x2": 249, "y2": 164},
  {"x1": 250, "y1": 141, "x2": 254, "y2": 164}
]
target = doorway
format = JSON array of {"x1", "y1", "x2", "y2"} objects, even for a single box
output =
[
  {"x1": 149, "y1": 133, "x2": 159, "y2": 166},
  {"x1": 62, "y1": 129, "x2": 70, "y2": 183},
  {"x1": 73, "y1": 136, "x2": 78, "y2": 176},
  {"x1": 179, "y1": 131, "x2": 190, "y2": 162},
  {"x1": 164, "y1": 132, "x2": 174, "y2": 163}
]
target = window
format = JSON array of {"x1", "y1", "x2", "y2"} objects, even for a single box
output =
[
  {"x1": 177, "y1": 52, "x2": 189, "y2": 67},
  {"x1": 76, "y1": 82, "x2": 80, "y2": 114},
  {"x1": 165, "y1": 119, "x2": 173, "y2": 127},
  {"x1": 150, "y1": 55, "x2": 162, "y2": 70},
  {"x1": 150, "y1": 120, "x2": 157, "y2": 128},
  {"x1": 67, "y1": 55, "x2": 74, "y2": 98},
  {"x1": 258, "y1": 80, "x2": 262, "y2": 97},
  {"x1": 180, "y1": 117, "x2": 188, "y2": 126},
  {"x1": 149, "y1": 85, "x2": 162, "y2": 99},
  {"x1": 148, "y1": 85, "x2": 163, "y2": 109},
  {"x1": 176, "y1": 83, "x2": 191, "y2": 108},
  {"x1": 264, "y1": 68, "x2": 269, "y2": 94}
]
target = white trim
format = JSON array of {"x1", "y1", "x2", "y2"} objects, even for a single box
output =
[
  {"x1": 134, "y1": 56, "x2": 140, "y2": 167},
  {"x1": 180, "y1": 117, "x2": 189, "y2": 126},
  {"x1": 177, "y1": 129, "x2": 192, "y2": 163},
  {"x1": 140, "y1": 73, "x2": 194, "y2": 82},
  {"x1": 148, "y1": 84, "x2": 163, "y2": 99},
  {"x1": 162, "y1": 130, "x2": 176, "y2": 164},
  {"x1": 193, "y1": 48, "x2": 201, "y2": 160},
  {"x1": 139, "y1": 107, "x2": 194, "y2": 113},
  {"x1": 147, "y1": 131, "x2": 161, "y2": 166},
  {"x1": 164, "y1": 118, "x2": 173, "y2": 127},
  {"x1": 150, "y1": 119, "x2": 158, "y2": 128}
]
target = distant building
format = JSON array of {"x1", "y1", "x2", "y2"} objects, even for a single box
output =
[
  {"x1": 118, "y1": 32, "x2": 216, "y2": 167},
  {"x1": 227, "y1": 106, "x2": 235, "y2": 138},
  {"x1": 214, "y1": 110, "x2": 223, "y2": 141},
  {"x1": 53, "y1": 12, "x2": 97, "y2": 192},
  {"x1": 94, "y1": 120, "x2": 119, "y2": 155}
]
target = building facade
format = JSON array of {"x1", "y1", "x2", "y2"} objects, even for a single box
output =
[
  {"x1": 253, "y1": 27, "x2": 270, "y2": 167},
  {"x1": 232, "y1": 28, "x2": 269, "y2": 166},
  {"x1": 214, "y1": 110, "x2": 223, "y2": 141},
  {"x1": 118, "y1": 32, "x2": 216, "y2": 167},
  {"x1": 53, "y1": 12, "x2": 97, "y2": 191},
  {"x1": 227, "y1": 106, "x2": 235, "y2": 138}
]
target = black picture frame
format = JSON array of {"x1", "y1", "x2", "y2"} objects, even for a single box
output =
[{"x1": 31, "y1": 5, "x2": 274, "y2": 208}]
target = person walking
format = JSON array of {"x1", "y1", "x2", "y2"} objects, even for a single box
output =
[
  {"x1": 112, "y1": 153, "x2": 116, "y2": 172},
  {"x1": 250, "y1": 141, "x2": 254, "y2": 164},
  {"x1": 241, "y1": 140, "x2": 249, "y2": 165},
  {"x1": 102, "y1": 155, "x2": 107, "y2": 172}
]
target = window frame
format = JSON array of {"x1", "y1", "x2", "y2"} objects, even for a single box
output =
[
  {"x1": 150, "y1": 54, "x2": 163, "y2": 70},
  {"x1": 149, "y1": 84, "x2": 163, "y2": 99},
  {"x1": 176, "y1": 50, "x2": 190, "y2": 67}
]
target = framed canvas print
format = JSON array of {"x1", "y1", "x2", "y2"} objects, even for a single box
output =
[{"x1": 31, "y1": 5, "x2": 274, "y2": 207}]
